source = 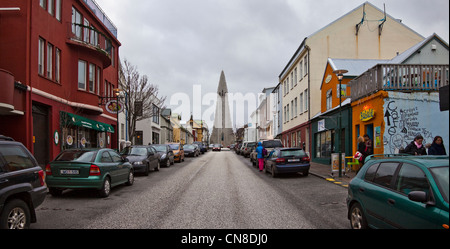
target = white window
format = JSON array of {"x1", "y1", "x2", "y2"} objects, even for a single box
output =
[
  {"x1": 55, "y1": 48, "x2": 61, "y2": 83},
  {"x1": 299, "y1": 61, "x2": 303, "y2": 80},
  {"x1": 38, "y1": 38, "x2": 45, "y2": 76},
  {"x1": 294, "y1": 97, "x2": 298, "y2": 117},
  {"x1": 39, "y1": 0, "x2": 46, "y2": 9},
  {"x1": 286, "y1": 77, "x2": 289, "y2": 94},
  {"x1": 83, "y1": 18, "x2": 90, "y2": 43},
  {"x1": 47, "y1": 43, "x2": 53, "y2": 79},
  {"x1": 294, "y1": 68, "x2": 297, "y2": 86},
  {"x1": 291, "y1": 72, "x2": 294, "y2": 89},
  {"x1": 304, "y1": 89, "x2": 309, "y2": 111},
  {"x1": 55, "y1": 0, "x2": 61, "y2": 21},
  {"x1": 284, "y1": 106, "x2": 286, "y2": 123},
  {"x1": 304, "y1": 55, "x2": 308, "y2": 76},
  {"x1": 78, "y1": 60, "x2": 86, "y2": 90},
  {"x1": 97, "y1": 67, "x2": 101, "y2": 95},
  {"x1": 291, "y1": 100, "x2": 294, "y2": 119},
  {"x1": 90, "y1": 25, "x2": 98, "y2": 46},
  {"x1": 89, "y1": 63, "x2": 95, "y2": 93},
  {"x1": 299, "y1": 93, "x2": 304, "y2": 113},
  {"x1": 286, "y1": 104, "x2": 290, "y2": 121},
  {"x1": 48, "y1": 0, "x2": 54, "y2": 16},
  {"x1": 326, "y1": 90, "x2": 332, "y2": 110},
  {"x1": 72, "y1": 7, "x2": 82, "y2": 39}
]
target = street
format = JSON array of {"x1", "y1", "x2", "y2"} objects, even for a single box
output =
[{"x1": 32, "y1": 150, "x2": 350, "y2": 229}]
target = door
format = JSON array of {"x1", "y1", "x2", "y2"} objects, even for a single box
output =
[
  {"x1": 147, "y1": 147, "x2": 158, "y2": 170},
  {"x1": 109, "y1": 150, "x2": 128, "y2": 183},
  {"x1": 365, "y1": 124, "x2": 374, "y2": 141},
  {"x1": 100, "y1": 151, "x2": 117, "y2": 183},
  {"x1": 385, "y1": 163, "x2": 442, "y2": 229},
  {"x1": 135, "y1": 131, "x2": 143, "y2": 145},
  {"x1": 32, "y1": 104, "x2": 50, "y2": 168}
]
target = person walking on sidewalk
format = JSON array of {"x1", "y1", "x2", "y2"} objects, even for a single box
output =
[{"x1": 256, "y1": 142, "x2": 266, "y2": 172}]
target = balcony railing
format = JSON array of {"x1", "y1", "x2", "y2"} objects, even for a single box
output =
[
  {"x1": 349, "y1": 64, "x2": 449, "y2": 101},
  {"x1": 67, "y1": 22, "x2": 112, "y2": 67}
]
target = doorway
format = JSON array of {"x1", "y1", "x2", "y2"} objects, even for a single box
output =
[{"x1": 32, "y1": 103, "x2": 50, "y2": 168}]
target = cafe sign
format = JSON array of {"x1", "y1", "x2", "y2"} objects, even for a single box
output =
[{"x1": 360, "y1": 108, "x2": 375, "y2": 122}]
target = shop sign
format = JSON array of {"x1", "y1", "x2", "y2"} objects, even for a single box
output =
[
  {"x1": 106, "y1": 100, "x2": 124, "y2": 114},
  {"x1": 54, "y1": 130, "x2": 59, "y2": 145},
  {"x1": 318, "y1": 119, "x2": 326, "y2": 132},
  {"x1": 360, "y1": 108, "x2": 375, "y2": 122}
]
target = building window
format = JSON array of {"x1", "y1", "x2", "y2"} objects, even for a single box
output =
[
  {"x1": 299, "y1": 93, "x2": 304, "y2": 113},
  {"x1": 83, "y1": 18, "x2": 90, "y2": 43},
  {"x1": 78, "y1": 60, "x2": 87, "y2": 90},
  {"x1": 299, "y1": 61, "x2": 303, "y2": 80},
  {"x1": 40, "y1": 0, "x2": 46, "y2": 9},
  {"x1": 291, "y1": 100, "x2": 294, "y2": 120},
  {"x1": 55, "y1": 48, "x2": 61, "y2": 83},
  {"x1": 290, "y1": 72, "x2": 294, "y2": 89},
  {"x1": 90, "y1": 25, "x2": 98, "y2": 46},
  {"x1": 72, "y1": 7, "x2": 82, "y2": 39},
  {"x1": 294, "y1": 97, "x2": 298, "y2": 117},
  {"x1": 304, "y1": 55, "x2": 308, "y2": 76},
  {"x1": 294, "y1": 68, "x2": 297, "y2": 86},
  {"x1": 152, "y1": 104, "x2": 160, "y2": 124},
  {"x1": 48, "y1": 0, "x2": 54, "y2": 16},
  {"x1": 315, "y1": 130, "x2": 333, "y2": 158},
  {"x1": 97, "y1": 67, "x2": 101, "y2": 95},
  {"x1": 89, "y1": 63, "x2": 95, "y2": 93},
  {"x1": 38, "y1": 38, "x2": 45, "y2": 76},
  {"x1": 326, "y1": 89, "x2": 332, "y2": 110},
  {"x1": 304, "y1": 89, "x2": 309, "y2": 111},
  {"x1": 55, "y1": 0, "x2": 61, "y2": 21},
  {"x1": 286, "y1": 104, "x2": 290, "y2": 121},
  {"x1": 286, "y1": 77, "x2": 289, "y2": 93},
  {"x1": 284, "y1": 106, "x2": 286, "y2": 123},
  {"x1": 47, "y1": 43, "x2": 53, "y2": 79}
]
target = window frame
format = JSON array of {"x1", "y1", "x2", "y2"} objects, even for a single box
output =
[{"x1": 78, "y1": 60, "x2": 87, "y2": 90}]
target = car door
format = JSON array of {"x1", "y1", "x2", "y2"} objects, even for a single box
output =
[
  {"x1": 265, "y1": 150, "x2": 277, "y2": 172},
  {"x1": 109, "y1": 150, "x2": 128, "y2": 183},
  {"x1": 359, "y1": 162, "x2": 400, "y2": 229},
  {"x1": 384, "y1": 163, "x2": 443, "y2": 229},
  {"x1": 99, "y1": 151, "x2": 117, "y2": 182},
  {"x1": 147, "y1": 147, "x2": 158, "y2": 170}
]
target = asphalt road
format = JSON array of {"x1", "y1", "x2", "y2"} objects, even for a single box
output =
[{"x1": 32, "y1": 150, "x2": 350, "y2": 229}]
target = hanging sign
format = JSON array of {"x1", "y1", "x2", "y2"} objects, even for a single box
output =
[
  {"x1": 106, "y1": 100, "x2": 124, "y2": 114},
  {"x1": 360, "y1": 108, "x2": 375, "y2": 122},
  {"x1": 54, "y1": 130, "x2": 59, "y2": 145}
]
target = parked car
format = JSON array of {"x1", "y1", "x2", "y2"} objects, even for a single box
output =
[
  {"x1": 241, "y1": 142, "x2": 256, "y2": 158},
  {"x1": 184, "y1": 144, "x2": 200, "y2": 157},
  {"x1": 235, "y1": 143, "x2": 242, "y2": 155},
  {"x1": 250, "y1": 139, "x2": 283, "y2": 166},
  {"x1": 122, "y1": 145, "x2": 160, "y2": 175},
  {"x1": 45, "y1": 148, "x2": 134, "y2": 198},
  {"x1": 193, "y1": 142, "x2": 207, "y2": 154},
  {"x1": 152, "y1": 144, "x2": 175, "y2": 167},
  {"x1": 208, "y1": 144, "x2": 214, "y2": 151},
  {"x1": 264, "y1": 148, "x2": 310, "y2": 177},
  {"x1": 0, "y1": 135, "x2": 47, "y2": 229},
  {"x1": 347, "y1": 155, "x2": 449, "y2": 229},
  {"x1": 168, "y1": 143, "x2": 184, "y2": 163},
  {"x1": 212, "y1": 144, "x2": 222, "y2": 151}
]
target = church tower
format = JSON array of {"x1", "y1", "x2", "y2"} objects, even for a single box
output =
[{"x1": 210, "y1": 71, "x2": 235, "y2": 146}]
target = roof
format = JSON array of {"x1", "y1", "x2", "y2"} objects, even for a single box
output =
[
  {"x1": 327, "y1": 58, "x2": 389, "y2": 77},
  {"x1": 390, "y1": 33, "x2": 450, "y2": 64}
]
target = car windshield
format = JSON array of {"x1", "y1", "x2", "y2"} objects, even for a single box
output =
[
  {"x1": 280, "y1": 149, "x2": 307, "y2": 157},
  {"x1": 122, "y1": 147, "x2": 147, "y2": 156},
  {"x1": 153, "y1": 145, "x2": 167, "y2": 152},
  {"x1": 54, "y1": 151, "x2": 96, "y2": 162},
  {"x1": 430, "y1": 166, "x2": 449, "y2": 203},
  {"x1": 214, "y1": 144, "x2": 221, "y2": 147},
  {"x1": 184, "y1": 145, "x2": 195, "y2": 149},
  {"x1": 262, "y1": 140, "x2": 283, "y2": 148},
  {"x1": 247, "y1": 142, "x2": 256, "y2": 147},
  {"x1": 168, "y1": 144, "x2": 179, "y2": 150}
]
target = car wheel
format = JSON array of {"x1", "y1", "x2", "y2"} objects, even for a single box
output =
[
  {"x1": 170, "y1": 158, "x2": 174, "y2": 165},
  {"x1": 125, "y1": 170, "x2": 134, "y2": 186},
  {"x1": 303, "y1": 171, "x2": 309, "y2": 177},
  {"x1": 0, "y1": 199, "x2": 31, "y2": 229},
  {"x1": 98, "y1": 177, "x2": 111, "y2": 198},
  {"x1": 144, "y1": 163, "x2": 150, "y2": 176},
  {"x1": 350, "y1": 203, "x2": 368, "y2": 229},
  {"x1": 271, "y1": 165, "x2": 277, "y2": 178},
  {"x1": 166, "y1": 159, "x2": 171, "y2": 167}
]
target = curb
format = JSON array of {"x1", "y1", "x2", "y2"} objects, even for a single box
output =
[{"x1": 310, "y1": 171, "x2": 349, "y2": 189}]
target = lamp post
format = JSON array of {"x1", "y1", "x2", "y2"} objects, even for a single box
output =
[
  {"x1": 333, "y1": 69, "x2": 348, "y2": 177},
  {"x1": 99, "y1": 88, "x2": 123, "y2": 152}
]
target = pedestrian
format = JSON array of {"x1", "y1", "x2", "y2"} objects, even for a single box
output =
[
  {"x1": 256, "y1": 142, "x2": 265, "y2": 172},
  {"x1": 428, "y1": 136, "x2": 447, "y2": 155},
  {"x1": 404, "y1": 135, "x2": 427, "y2": 155},
  {"x1": 363, "y1": 134, "x2": 373, "y2": 156},
  {"x1": 355, "y1": 136, "x2": 367, "y2": 170}
]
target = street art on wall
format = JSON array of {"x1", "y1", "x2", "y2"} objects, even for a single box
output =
[{"x1": 383, "y1": 92, "x2": 449, "y2": 154}]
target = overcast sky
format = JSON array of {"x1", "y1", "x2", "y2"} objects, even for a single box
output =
[{"x1": 95, "y1": 0, "x2": 449, "y2": 128}]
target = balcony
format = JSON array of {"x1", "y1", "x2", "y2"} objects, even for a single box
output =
[
  {"x1": 66, "y1": 22, "x2": 112, "y2": 68},
  {"x1": 350, "y1": 64, "x2": 449, "y2": 101}
]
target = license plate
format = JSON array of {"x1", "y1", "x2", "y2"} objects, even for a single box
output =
[
  {"x1": 288, "y1": 159, "x2": 300, "y2": 162},
  {"x1": 60, "y1": 170, "x2": 79, "y2": 175}
]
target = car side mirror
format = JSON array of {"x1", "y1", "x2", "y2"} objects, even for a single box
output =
[
  {"x1": 408, "y1": 191, "x2": 428, "y2": 203},
  {"x1": 148, "y1": 152, "x2": 154, "y2": 156},
  {"x1": 122, "y1": 157, "x2": 129, "y2": 162}
]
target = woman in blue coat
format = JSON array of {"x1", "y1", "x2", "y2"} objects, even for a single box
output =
[{"x1": 255, "y1": 142, "x2": 266, "y2": 172}]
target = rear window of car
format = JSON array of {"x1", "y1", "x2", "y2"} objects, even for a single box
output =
[
  {"x1": 262, "y1": 140, "x2": 282, "y2": 148},
  {"x1": 0, "y1": 144, "x2": 36, "y2": 172},
  {"x1": 153, "y1": 145, "x2": 168, "y2": 152},
  {"x1": 169, "y1": 144, "x2": 180, "y2": 150},
  {"x1": 55, "y1": 151, "x2": 96, "y2": 162},
  {"x1": 430, "y1": 166, "x2": 449, "y2": 203},
  {"x1": 280, "y1": 150, "x2": 306, "y2": 157}
]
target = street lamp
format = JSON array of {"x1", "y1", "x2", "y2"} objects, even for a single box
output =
[
  {"x1": 333, "y1": 69, "x2": 348, "y2": 177},
  {"x1": 99, "y1": 88, "x2": 123, "y2": 152}
]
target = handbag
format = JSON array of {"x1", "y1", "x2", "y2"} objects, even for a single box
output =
[{"x1": 353, "y1": 151, "x2": 363, "y2": 161}]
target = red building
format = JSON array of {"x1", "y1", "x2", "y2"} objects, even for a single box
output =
[{"x1": 0, "y1": 0, "x2": 121, "y2": 167}]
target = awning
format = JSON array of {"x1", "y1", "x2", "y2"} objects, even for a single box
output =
[{"x1": 60, "y1": 112, "x2": 115, "y2": 133}]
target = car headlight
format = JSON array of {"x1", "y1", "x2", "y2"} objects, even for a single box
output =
[
  {"x1": 161, "y1": 153, "x2": 167, "y2": 159},
  {"x1": 133, "y1": 161, "x2": 143, "y2": 165}
]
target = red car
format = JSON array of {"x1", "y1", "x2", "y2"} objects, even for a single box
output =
[{"x1": 212, "y1": 144, "x2": 222, "y2": 151}]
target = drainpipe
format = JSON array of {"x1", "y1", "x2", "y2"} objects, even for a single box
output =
[{"x1": 305, "y1": 43, "x2": 311, "y2": 154}]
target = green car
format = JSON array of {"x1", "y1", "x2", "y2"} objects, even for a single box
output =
[
  {"x1": 45, "y1": 149, "x2": 134, "y2": 198},
  {"x1": 347, "y1": 155, "x2": 449, "y2": 229}
]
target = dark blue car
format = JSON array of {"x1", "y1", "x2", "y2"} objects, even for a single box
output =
[{"x1": 264, "y1": 148, "x2": 310, "y2": 177}]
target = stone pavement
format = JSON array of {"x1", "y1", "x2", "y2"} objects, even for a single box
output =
[{"x1": 309, "y1": 161, "x2": 358, "y2": 188}]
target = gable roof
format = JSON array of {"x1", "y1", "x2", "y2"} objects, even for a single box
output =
[{"x1": 390, "y1": 33, "x2": 449, "y2": 64}]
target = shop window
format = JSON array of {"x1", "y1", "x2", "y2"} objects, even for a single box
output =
[
  {"x1": 315, "y1": 130, "x2": 333, "y2": 158},
  {"x1": 326, "y1": 89, "x2": 332, "y2": 110}
]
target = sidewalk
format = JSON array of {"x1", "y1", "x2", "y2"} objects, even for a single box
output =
[{"x1": 309, "y1": 161, "x2": 357, "y2": 188}]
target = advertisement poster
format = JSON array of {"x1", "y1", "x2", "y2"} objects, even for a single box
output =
[{"x1": 331, "y1": 153, "x2": 346, "y2": 175}]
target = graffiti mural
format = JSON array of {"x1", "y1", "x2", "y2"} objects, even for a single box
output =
[{"x1": 383, "y1": 92, "x2": 449, "y2": 154}]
